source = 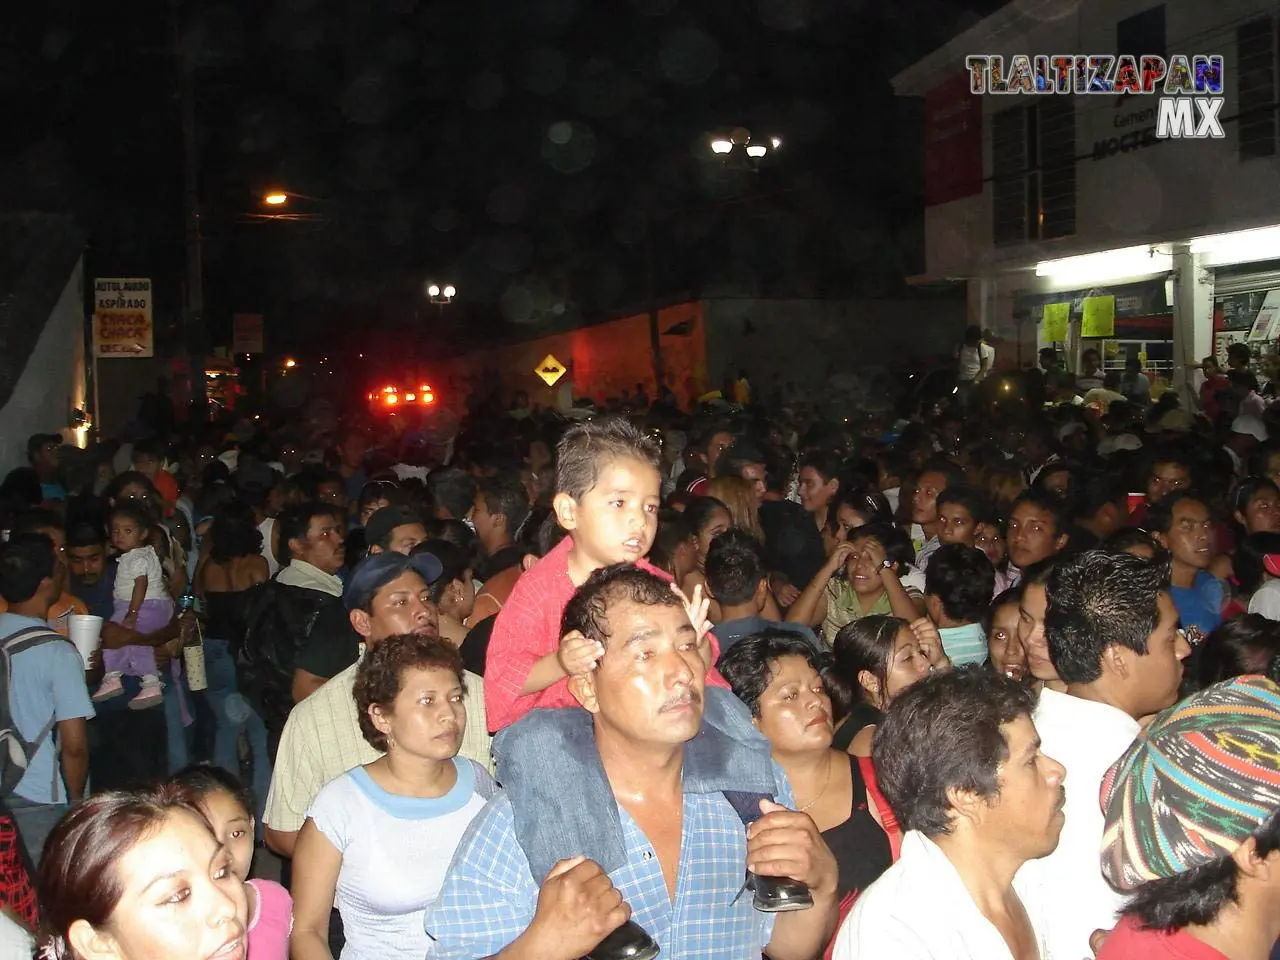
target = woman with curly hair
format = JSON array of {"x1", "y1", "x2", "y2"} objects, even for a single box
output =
[{"x1": 289, "y1": 634, "x2": 497, "y2": 960}]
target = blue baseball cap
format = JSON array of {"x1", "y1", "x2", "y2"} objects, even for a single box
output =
[{"x1": 343, "y1": 550, "x2": 443, "y2": 611}]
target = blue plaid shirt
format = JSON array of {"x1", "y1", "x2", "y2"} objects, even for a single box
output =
[{"x1": 424, "y1": 767, "x2": 794, "y2": 960}]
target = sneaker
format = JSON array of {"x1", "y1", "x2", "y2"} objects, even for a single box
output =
[
  {"x1": 92, "y1": 672, "x2": 125, "y2": 702},
  {"x1": 128, "y1": 675, "x2": 164, "y2": 711}
]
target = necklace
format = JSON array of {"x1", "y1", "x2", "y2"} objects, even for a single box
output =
[{"x1": 797, "y1": 753, "x2": 834, "y2": 813}]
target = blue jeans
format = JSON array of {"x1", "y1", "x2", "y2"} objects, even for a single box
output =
[
  {"x1": 495, "y1": 687, "x2": 776, "y2": 882},
  {"x1": 8, "y1": 797, "x2": 68, "y2": 866},
  {"x1": 205, "y1": 639, "x2": 271, "y2": 832},
  {"x1": 163, "y1": 667, "x2": 191, "y2": 774}
]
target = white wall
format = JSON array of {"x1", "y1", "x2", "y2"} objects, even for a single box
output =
[
  {"x1": 0, "y1": 259, "x2": 85, "y2": 476},
  {"x1": 913, "y1": 0, "x2": 1280, "y2": 280}
]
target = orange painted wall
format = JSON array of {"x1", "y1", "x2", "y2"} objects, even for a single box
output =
[{"x1": 435, "y1": 302, "x2": 708, "y2": 409}]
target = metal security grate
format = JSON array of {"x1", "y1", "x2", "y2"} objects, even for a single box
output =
[
  {"x1": 1038, "y1": 98, "x2": 1077, "y2": 240},
  {"x1": 992, "y1": 105, "x2": 1028, "y2": 246}
]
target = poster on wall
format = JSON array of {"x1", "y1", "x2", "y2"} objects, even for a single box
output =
[
  {"x1": 93, "y1": 278, "x2": 153, "y2": 358},
  {"x1": 923, "y1": 72, "x2": 982, "y2": 206},
  {"x1": 1248, "y1": 290, "x2": 1280, "y2": 341}
]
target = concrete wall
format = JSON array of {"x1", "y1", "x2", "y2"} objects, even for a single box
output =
[
  {"x1": 702, "y1": 298, "x2": 967, "y2": 390},
  {"x1": 0, "y1": 260, "x2": 87, "y2": 475}
]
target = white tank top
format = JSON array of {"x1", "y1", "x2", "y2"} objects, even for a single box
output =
[{"x1": 258, "y1": 518, "x2": 280, "y2": 576}]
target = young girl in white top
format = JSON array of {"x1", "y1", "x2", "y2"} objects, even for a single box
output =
[
  {"x1": 290, "y1": 634, "x2": 498, "y2": 960},
  {"x1": 93, "y1": 503, "x2": 174, "y2": 709}
]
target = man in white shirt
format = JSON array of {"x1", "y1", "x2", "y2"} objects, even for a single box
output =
[
  {"x1": 1013, "y1": 549, "x2": 1192, "y2": 960},
  {"x1": 834, "y1": 668, "x2": 1066, "y2": 960}
]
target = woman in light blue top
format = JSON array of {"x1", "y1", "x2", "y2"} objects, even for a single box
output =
[{"x1": 290, "y1": 634, "x2": 497, "y2": 960}]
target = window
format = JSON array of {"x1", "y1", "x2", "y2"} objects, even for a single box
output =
[
  {"x1": 991, "y1": 100, "x2": 1077, "y2": 246},
  {"x1": 1238, "y1": 17, "x2": 1277, "y2": 159}
]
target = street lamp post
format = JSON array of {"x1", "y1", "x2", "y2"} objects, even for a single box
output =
[{"x1": 425, "y1": 282, "x2": 457, "y2": 323}]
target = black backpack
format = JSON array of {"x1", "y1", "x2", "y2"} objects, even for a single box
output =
[{"x1": 0, "y1": 627, "x2": 65, "y2": 797}]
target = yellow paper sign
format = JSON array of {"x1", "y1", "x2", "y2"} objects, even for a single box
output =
[
  {"x1": 1081, "y1": 295, "x2": 1116, "y2": 337},
  {"x1": 535, "y1": 354, "x2": 566, "y2": 386},
  {"x1": 1042, "y1": 302, "x2": 1069, "y2": 342}
]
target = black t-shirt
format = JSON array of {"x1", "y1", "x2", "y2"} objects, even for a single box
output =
[
  {"x1": 460, "y1": 616, "x2": 494, "y2": 677},
  {"x1": 293, "y1": 601, "x2": 361, "y2": 680},
  {"x1": 759, "y1": 499, "x2": 826, "y2": 590}
]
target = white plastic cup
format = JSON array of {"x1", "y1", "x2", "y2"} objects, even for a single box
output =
[{"x1": 69, "y1": 615, "x2": 103, "y2": 669}]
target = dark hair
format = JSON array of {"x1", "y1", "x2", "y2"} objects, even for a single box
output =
[
  {"x1": 556, "y1": 416, "x2": 661, "y2": 500},
  {"x1": 925, "y1": 544, "x2": 995, "y2": 624},
  {"x1": 692, "y1": 419, "x2": 734, "y2": 455},
  {"x1": 26, "y1": 433, "x2": 61, "y2": 461},
  {"x1": 418, "y1": 539, "x2": 472, "y2": 604},
  {"x1": 1122, "y1": 810, "x2": 1280, "y2": 930},
  {"x1": 477, "y1": 470, "x2": 531, "y2": 536},
  {"x1": 1232, "y1": 475, "x2": 1280, "y2": 521},
  {"x1": 0, "y1": 533, "x2": 55, "y2": 604},
  {"x1": 826, "y1": 615, "x2": 911, "y2": 720},
  {"x1": 704, "y1": 528, "x2": 765, "y2": 606},
  {"x1": 357, "y1": 478, "x2": 401, "y2": 510},
  {"x1": 354, "y1": 633, "x2": 466, "y2": 751},
  {"x1": 1196, "y1": 614, "x2": 1280, "y2": 688},
  {"x1": 917, "y1": 458, "x2": 968, "y2": 493},
  {"x1": 1020, "y1": 556, "x2": 1059, "y2": 588},
  {"x1": 872, "y1": 666, "x2": 1036, "y2": 836},
  {"x1": 169, "y1": 763, "x2": 255, "y2": 820},
  {"x1": 798, "y1": 450, "x2": 843, "y2": 487},
  {"x1": 719, "y1": 439, "x2": 766, "y2": 482},
  {"x1": 1073, "y1": 470, "x2": 1127, "y2": 521},
  {"x1": 11, "y1": 508, "x2": 63, "y2": 539},
  {"x1": 1045, "y1": 550, "x2": 1166, "y2": 683},
  {"x1": 131, "y1": 438, "x2": 165, "y2": 460},
  {"x1": 518, "y1": 506, "x2": 565, "y2": 559},
  {"x1": 428, "y1": 467, "x2": 479, "y2": 520},
  {"x1": 648, "y1": 510, "x2": 693, "y2": 578},
  {"x1": 36, "y1": 786, "x2": 208, "y2": 960},
  {"x1": 1010, "y1": 487, "x2": 1073, "y2": 537},
  {"x1": 683, "y1": 496, "x2": 731, "y2": 538},
  {"x1": 107, "y1": 502, "x2": 152, "y2": 539},
  {"x1": 1100, "y1": 526, "x2": 1164, "y2": 558},
  {"x1": 1146, "y1": 490, "x2": 1207, "y2": 535},
  {"x1": 104, "y1": 470, "x2": 160, "y2": 510},
  {"x1": 982, "y1": 584, "x2": 1024, "y2": 638},
  {"x1": 1228, "y1": 341, "x2": 1253, "y2": 363},
  {"x1": 561, "y1": 564, "x2": 683, "y2": 647},
  {"x1": 935, "y1": 484, "x2": 991, "y2": 525},
  {"x1": 1031, "y1": 462, "x2": 1074, "y2": 496},
  {"x1": 719, "y1": 630, "x2": 825, "y2": 717},
  {"x1": 207, "y1": 500, "x2": 264, "y2": 563},
  {"x1": 1235, "y1": 532, "x2": 1280, "y2": 594},
  {"x1": 296, "y1": 467, "x2": 344, "y2": 501},
  {"x1": 1147, "y1": 443, "x2": 1194, "y2": 478},
  {"x1": 848, "y1": 522, "x2": 915, "y2": 572},
  {"x1": 277, "y1": 502, "x2": 342, "y2": 565},
  {"x1": 875, "y1": 449, "x2": 909, "y2": 485},
  {"x1": 65, "y1": 522, "x2": 106, "y2": 550},
  {"x1": 828, "y1": 488, "x2": 894, "y2": 534}
]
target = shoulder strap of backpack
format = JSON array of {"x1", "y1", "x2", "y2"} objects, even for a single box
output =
[{"x1": 1, "y1": 626, "x2": 65, "y2": 656}]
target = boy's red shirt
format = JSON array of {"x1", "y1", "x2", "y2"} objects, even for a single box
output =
[{"x1": 484, "y1": 535, "x2": 726, "y2": 732}]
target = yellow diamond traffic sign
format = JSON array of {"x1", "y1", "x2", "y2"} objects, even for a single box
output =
[{"x1": 535, "y1": 354, "x2": 566, "y2": 387}]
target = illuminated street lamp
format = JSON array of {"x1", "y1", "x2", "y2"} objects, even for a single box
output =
[
  {"x1": 263, "y1": 192, "x2": 288, "y2": 206},
  {"x1": 708, "y1": 128, "x2": 781, "y2": 168},
  {"x1": 282, "y1": 357, "x2": 297, "y2": 369},
  {"x1": 425, "y1": 282, "x2": 457, "y2": 304}
]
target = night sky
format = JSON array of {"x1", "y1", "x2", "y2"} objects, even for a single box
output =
[{"x1": 1, "y1": 0, "x2": 1001, "y2": 361}]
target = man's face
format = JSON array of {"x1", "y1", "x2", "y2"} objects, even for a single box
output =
[
  {"x1": 1007, "y1": 502, "x2": 1065, "y2": 570},
  {"x1": 703, "y1": 432, "x2": 734, "y2": 477},
  {"x1": 1158, "y1": 498, "x2": 1213, "y2": 570},
  {"x1": 293, "y1": 513, "x2": 345, "y2": 574},
  {"x1": 1082, "y1": 353, "x2": 1099, "y2": 375},
  {"x1": 937, "y1": 501, "x2": 977, "y2": 547},
  {"x1": 471, "y1": 491, "x2": 504, "y2": 553},
  {"x1": 133, "y1": 453, "x2": 160, "y2": 478},
  {"x1": 982, "y1": 715, "x2": 1066, "y2": 863},
  {"x1": 1018, "y1": 582, "x2": 1058, "y2": 684},
  {"x1": 385, "y1": 523, "x2": 427, "y2": 556},
  {"x1": 738, "y1": 462, "x2": 767, "y2": 509},
  {"x1": 355, "y1": 570, "x2": 441, "y2": 643},
  {"x1": 317, "y1": 481, "x2": 347, "y2": 508},
  {"x1": 798, "y1": 467, "x2": 837, "y2": 515},
  {"x1": 911, "y1": 470, "x2": 949, "y2": 526},
  {"x1": 1121, "y1": 591, "x2": 1191, "y2": 717},
  {"x1": 33, "y1": 442, "x2": 59, "y2": 472},
  {"x1": 556, "y1": 457, "x2": 660, "y2": 568},
  {"x1": 574, "y1": 598, "x2": 706, "y2": 748},
  {"x1": 1146, "y1": 460, "x2": 1190, "y2": 504},
  {"x1": 341, "y1": 434, "x2": 367, "y2": 468},
  {"x1": 67, "y1": 543, "x2": 106, "y2": 585}
]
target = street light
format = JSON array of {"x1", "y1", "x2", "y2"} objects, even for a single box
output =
[
  {"x1": 425, "y1": 282, "x2": 456, "y2": 304},
  {"x1": 710, "y1": 139, "x2": 733, "y2": 155},
  {"x1": 708, "y1": 128, "x2": 782, "y2": 167},
  {"x1": 263, "y1": 192, "x2": 288, "y2": 206}
]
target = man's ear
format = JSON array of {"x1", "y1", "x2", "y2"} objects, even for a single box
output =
[
  {"x1": 925, "y1": 594, "x2": 944, "y2": 625},
  {"x1": 569, "y1": 671, "x2": 600, "y2": 715},
  {"x1": 1101, "y1": 643, "x2": 1129, "y2": 680},
  {"x1": 553, "y1": 492, "x2": 579, "y2": 532},
  {"x1": 349, "y1": 608, "x2": 373, "y2": 638},
  {"x1": 945, "y1": 784, "x2": 985, "y2": 830}
]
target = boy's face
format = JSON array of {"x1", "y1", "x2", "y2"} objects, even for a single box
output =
[
  {"x1": 133, "y1": 453, "x2": 159, "y2": 477},
  {"x1": 557, "y1": 457, "x2": 661, "y2": 568}
]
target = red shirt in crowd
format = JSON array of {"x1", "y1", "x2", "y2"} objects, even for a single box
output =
[
  {"x1": 1097, "y1": 915, "x2": 1230, "y2": 960},
  {"x1": 484, "y1": 534, "x2": 726, "y2": 732}
]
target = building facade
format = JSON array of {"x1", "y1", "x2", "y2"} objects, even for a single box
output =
[{"x1": 893, "y1": 0, "x2": 1280, "y2": 392}]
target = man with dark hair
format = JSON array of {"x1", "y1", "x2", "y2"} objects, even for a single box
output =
[
  {"x1": 335, "y1": 428, "x2": 369, "y2": 503},
  {"x1": 1006, "y1": 488, "x2": 1072, "y2": 573},
  {"x1": 1096, "y1": 676, "x2": 1280, "y2": 960},
  {"x1": 910, "y1": 459, "x2": 965, "y2": 571},
  {"x1": 428, "y1": 466, "x2": 479, "y2": 521},
  {"x1": 681, "y1": 421, "x2": 735, "y2": 495},
  {"x1": 0, "y1": 534, "x2": 94, "y2": 862},
  {"x1": 1070, "y1": 471, "x2": 1129, "y2": 551},
  {"x1": 1129, "y1": 444, "x2": 1193, "y2": 526},
  {"x1": 26, "y1": 434, "x2": 64, "y2": 502},
  {"x1": 705, "y1": 529, "x2": 819, "y2": 654},
  {"x1": 835, "y1": 668, "x2": 1065, "y2": 958},
  {"x1": 469, "y1": 470, "x2": 531, "y2": 627},
  {"x1": 363, "y1": 505, "x2": 427, "y2": 556},
  {"x1": 924, "y1": 544, "x2": 994, "y2": 667},
  {"x1": 427, "y1": 565, "x2": 838, "y2": 960},
  {"x1": 935, "y1": 485, "x2": 990, "y2": 549},
  {"x1": 1014, "y1": 550, "x2": 1191, "y2": 960},
  {"x1": 65, "y1": 521, "x2": 114, "y2": 621},
  {"x1": 6, "y1": 510, "x2": 89, "y2": 637},
  {"x1": 798, "y1": 450, "x2": 843, "y2": 536},
  {"x1": 1148, "y1": 490, "x2": 1225, "y2": 635}
]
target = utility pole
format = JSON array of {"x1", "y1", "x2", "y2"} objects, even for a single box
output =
[
  {"x1": 645, "y1": 223, "x2": 664, "y2": 394},
  {"x1": 175, "y1": 0, "x2": 206, "y2": 415}
]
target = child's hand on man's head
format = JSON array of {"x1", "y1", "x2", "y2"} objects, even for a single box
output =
[{"x1": 558, "y1": 630, "x2": 605, "y2": 676}]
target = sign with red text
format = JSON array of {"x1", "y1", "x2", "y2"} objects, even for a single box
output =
[{"x1": 93, "y1": 277, "x2": 153, "y2": 357}]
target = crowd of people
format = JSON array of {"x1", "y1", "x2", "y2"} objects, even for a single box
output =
[{"x1": 1, "y1": 353, "x2": 1280, "y2": 960}]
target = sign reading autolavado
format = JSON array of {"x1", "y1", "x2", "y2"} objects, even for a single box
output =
[{"x1": 93, "y1": 277, "x2": 153, "y2": 358}]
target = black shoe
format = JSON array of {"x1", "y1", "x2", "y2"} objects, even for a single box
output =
[
  {"x1": 584, "y1": 920, "x2": 661, "y2": 960},
  {"x1": 748, "y1": 873, "x2": 814, "y2": 913}
]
